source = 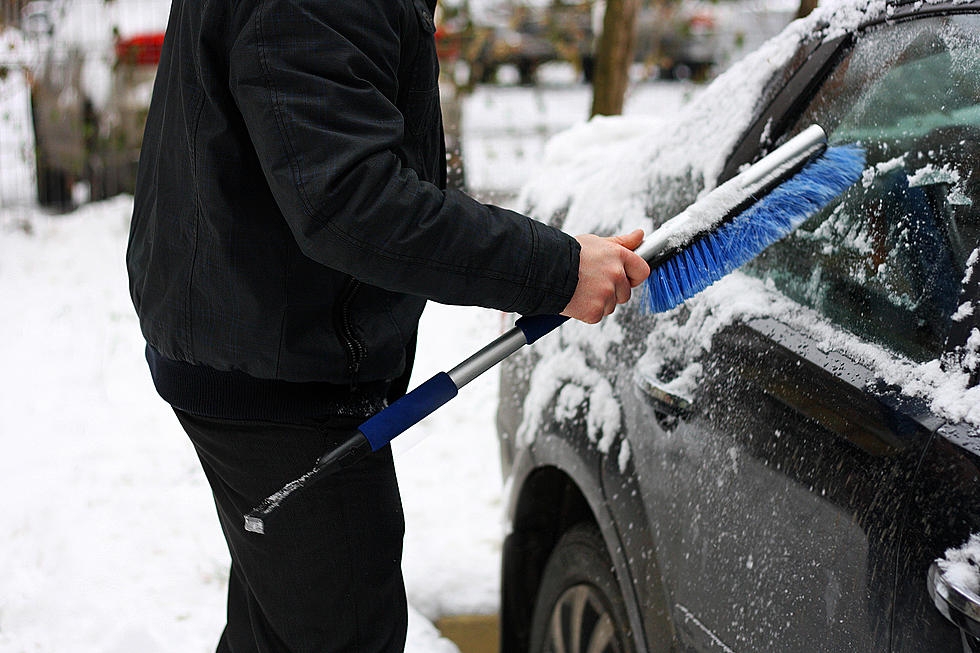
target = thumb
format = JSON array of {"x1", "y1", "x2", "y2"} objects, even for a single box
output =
[{"x1": 609, "y1": 229, "x2": 645, "y2": 251}]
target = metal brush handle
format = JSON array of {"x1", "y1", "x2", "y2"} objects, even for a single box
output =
[
  {"x1": 635, "y1": 124, "x2": 827, "y2": 263},
  {"x1": 242, "y1": 313, "x2": 567, "y2": 533},
  {"x1": 357, "y1": 313, "x2": 565, "y2": 453},
  {"x1": 740, "y1": 124, "x2": 828, "y2": 191}
]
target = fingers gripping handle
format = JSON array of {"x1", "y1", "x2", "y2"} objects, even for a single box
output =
[{"x1": 358, "y1": 372, "x2": 459, "y2": 451}]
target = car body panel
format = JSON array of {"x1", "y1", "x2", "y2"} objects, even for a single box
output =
[
  {"x1": 600, "y1": 383, "x2": 676, "y2": 652},
  {"x1": 619, "y1": 313, "x2": 937, "y2": 651},
  {"x1": 893, "y1": 421, "x2": 980, "y2": 653},
  {"x1": 499, "y1": 344, "x2": 661, "y2": 652},
  {"x1": 893, "y1": 259, "x2": 980, "y2": 652},
  {"x1": 499, "y1": 2, "x2": 980, "y2": 651}
]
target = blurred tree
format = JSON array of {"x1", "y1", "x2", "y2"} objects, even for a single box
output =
[
  {"x1": 591, "y1": 0, "x2": 639, "y2": 117},
  {"x1": 2, "y1": 0, "x2": 28, "y2": 26},
  {"x1": 795, "y1": 0, "x2": 818, "y2": 19}
]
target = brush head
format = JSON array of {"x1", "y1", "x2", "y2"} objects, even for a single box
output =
[{"x1": 645, "y1": 143, "x2": 866, "y2": 313}]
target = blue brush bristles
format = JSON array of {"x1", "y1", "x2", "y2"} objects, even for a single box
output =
[{"x1": 645, "y1": 144, "x2": 866, "y2": 313}]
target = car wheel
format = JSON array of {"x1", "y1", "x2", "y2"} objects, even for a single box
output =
[
  {"x1": 87, "y1": 159, "x2": 130, "y2": 202},
  {"x1": 517, "y1": 59, "x2": 536, "y2": 85},
  {"x1": 529, "y1": 523, "x2": 636, "y2": 653},
  {"x1": 671, "y1": 63, "x2": 693, "y2": 80},
  {"x1": 581, "y1": 55, "x2": 596, "y2": 84},
  {"x1": 35, "y1": 156, "x2": 72, "y2": 209}
]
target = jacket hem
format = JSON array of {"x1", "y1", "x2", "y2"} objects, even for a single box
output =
[{"x1": 146, "y1": 345, "x2": 389, "y2": 422}]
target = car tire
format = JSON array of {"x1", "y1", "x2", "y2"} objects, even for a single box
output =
[
  {"x1": 35, "y1": 156, "x2": 72, "y2": 209},
  {"x1": 671, "y1": 63, "x2": 693, "y2": 81},
  {"x1": 87, "y1": 159, "x2": 131, "y2": 202},
  {"x1": 529, "y1": 523, "x2": 637, "y2": 653},
  {"x1": 517, "y1": 59, "x2": 536, "y2": 85},
  {"x1": 581, "y1": 54, "x2": 596, "y2": 83}
]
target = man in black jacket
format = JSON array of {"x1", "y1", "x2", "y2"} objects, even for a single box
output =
[{"x1": 127, "y1": 0, "x2": 648, "y2": 651}]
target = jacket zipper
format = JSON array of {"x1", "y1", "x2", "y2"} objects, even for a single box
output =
[{"x1": 336, "y1": 278, "x2": 365, "y2": 388}]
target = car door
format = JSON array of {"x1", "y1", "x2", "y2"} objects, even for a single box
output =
[
  {"x1": 891, "y1": 230, "x2": 980, "y2": 651},
  {"x1": 623, "y1": 11, "x2": 980, "y2": 652}
]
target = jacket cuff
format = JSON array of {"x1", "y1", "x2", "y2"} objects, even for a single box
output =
[{"x1": 507, "y1": 217, "x2": 580, "y2": 316}]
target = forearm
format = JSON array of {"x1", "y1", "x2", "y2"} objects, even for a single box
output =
[{"x1": 230, "y1": 0, "x2": 579, "y2": 314}]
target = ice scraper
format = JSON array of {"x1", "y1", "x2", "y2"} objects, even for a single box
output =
[{"x1": 243, "y1": 124, "x2": 865, "y2": 534}]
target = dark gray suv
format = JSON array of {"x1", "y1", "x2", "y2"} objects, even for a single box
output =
[{"x1": 497, "y1": 1, "x2": 980, "y2": 652}]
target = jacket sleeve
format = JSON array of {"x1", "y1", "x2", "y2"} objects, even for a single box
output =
[{"x1": 228, "y1": 0, "x2": 579, "y2": 316}]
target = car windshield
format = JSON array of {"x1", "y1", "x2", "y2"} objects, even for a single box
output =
[{"x1": 751, "y1": 14, "x2": 980, "y2": 362}]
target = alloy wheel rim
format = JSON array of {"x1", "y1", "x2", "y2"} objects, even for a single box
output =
[{"x1": 545, "y1": 584, "x2": 625, "y2": 653}]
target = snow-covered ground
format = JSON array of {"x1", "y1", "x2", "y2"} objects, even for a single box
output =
[{"x1": 0, "y1": 196, "x2": 499, "y2": 651}]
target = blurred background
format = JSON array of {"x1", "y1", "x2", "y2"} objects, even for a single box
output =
[{"x1": 0, "y1": 0, "x2": 810, "y2": 219}]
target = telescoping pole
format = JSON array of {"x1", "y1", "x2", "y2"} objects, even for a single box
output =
[{"x1": 243, "y1": 314, "x2": 568, "y2": 534}]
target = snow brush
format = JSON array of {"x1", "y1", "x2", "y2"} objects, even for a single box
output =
[{"x1": 243, "y1": 124, "x2": 865, "y2": 534}]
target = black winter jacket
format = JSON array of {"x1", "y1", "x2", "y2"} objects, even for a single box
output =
[{"x1": 126, "y1": 0, "x2": 580, "y2": 406}]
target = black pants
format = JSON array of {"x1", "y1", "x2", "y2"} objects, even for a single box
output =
[{"x1": 175, "y1": 410, "x2": 408, "y2": 653}]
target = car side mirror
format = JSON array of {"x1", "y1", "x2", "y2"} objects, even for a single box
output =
[{"x1": 928, "y1": 561, "x2": 980, "y2": 651}]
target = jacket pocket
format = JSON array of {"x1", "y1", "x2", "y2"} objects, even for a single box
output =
[{"x1": 334, "y1": 277, "x2": 365, "y2": 384}]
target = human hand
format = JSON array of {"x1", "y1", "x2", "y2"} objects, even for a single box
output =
[{"x1": 560, "y1": 229, "x2": 650, "y2": 324}]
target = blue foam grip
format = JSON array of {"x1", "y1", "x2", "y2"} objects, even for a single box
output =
[
  {"x1": 515, "y1": 314, "x2": 569, "y2": 345},
  {"x1": 357, "y1": 372, "x2": 459, "y2": 451}
]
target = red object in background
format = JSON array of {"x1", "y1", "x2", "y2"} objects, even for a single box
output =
[
  {"x1": 688, "y1": 11, "x2": 716, "y2": 31},
  {"x1": 435, "y1": 25, "x2": 462, "y2": 61},
  {"x1": 115, "y1": 33, "x2": 166, "y2": 66}
]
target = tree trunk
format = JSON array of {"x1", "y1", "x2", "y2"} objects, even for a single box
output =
[
  {"x1": 795, "y1": 0, "x2": 818, "y2": 20},
  {"x1": 590, "y1": 0, "x2": 640, "y2": 118}
]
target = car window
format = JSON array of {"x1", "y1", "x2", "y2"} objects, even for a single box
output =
[{"x1": 749, "y1": 14, "x2": 980, "y2": 362}]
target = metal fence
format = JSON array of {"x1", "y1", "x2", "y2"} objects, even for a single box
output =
[
  {"x1": 0, "y1": 0, "x2": 168, "y2": 218},
  {"x1": 0, "y1": 0, "x2": 42, "y2": 214}
]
